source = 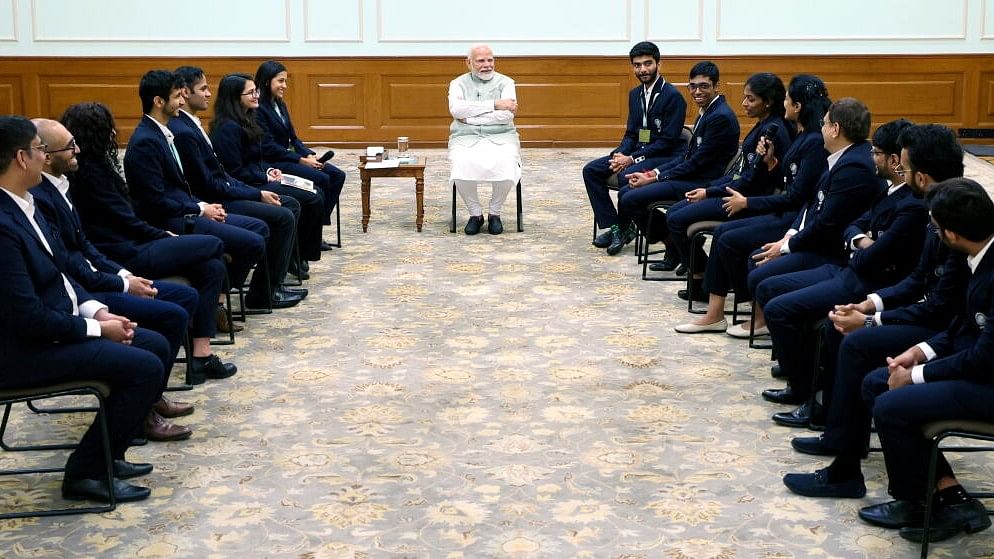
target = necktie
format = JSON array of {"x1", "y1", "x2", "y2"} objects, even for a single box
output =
[{"x1": 168, "y1": 141, "x2": 184, "y2": 174}]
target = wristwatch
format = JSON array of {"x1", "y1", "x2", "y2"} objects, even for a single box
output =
[{"x1": 863, "y1": 315, "x2": 876, "y2": 329}]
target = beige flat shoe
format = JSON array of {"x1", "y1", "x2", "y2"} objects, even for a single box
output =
[{"x1": 674, "y1": 318, "x2": 727, "y2": 333}]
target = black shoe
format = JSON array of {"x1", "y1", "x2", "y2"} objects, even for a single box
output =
[
  {"x1": 62, "y1": 477, "x2": 151, "y2": 503},
  {"x1": 771, "y1": 364, "x2": 786, "y2": 378},
  {"x1": 606, "y1": 225, "x2": 636, "y2": 256},
  {"x1": 129, "y1": 437, "x2": 147, "y2": 447},
  {"x1": 592, "y1": 229, "x2": 614, "y2": 248},
  {"x1": 320, "y1": 241, "x2": 334, "y2": 251},
  {"x1": 677, "y1": 281, "x2": 708, "y2": 303},
  {"x1": 464, "y1": 215, "x2": 484, "y2": 235},
  {"x1": 859, "y1": 499, "x2": 927, "y2": 529},
  {"x1": 899, "y1": 498, "x2": 992, "y2": 542},
  {"x1": 113, "y1": 459, "x2": 153, "y2": 480},
  {"x1": 649, "y1": 256, "x2": 678, "y2": 272},
  {"x1": 190, "y1": 355, "x2": 237, "y2": 384},
  {"x1": 280, "y1": 286, "x2": 308, "y2": 300},
  {"x1": 783, "y1": 468, "x2": 866, "y2": 498},
  {"x1": 772, "y1": 401, "x2": 823, "y2": 428},
  {"x1": 762, "y1": 386, "x2": 806, "y2": 405},
  {"x1": 791, "y1": 435, "x2": 836, "y2": 456},
  {"x1": 674, "y1": 264, "x2": 688, "y2": 276},
  {"x1": 247, "y1": 289, "x2": 302, "y2": 310},
  {"x1": 488, "y1": 215, "x2": 503, "y2": 235}
]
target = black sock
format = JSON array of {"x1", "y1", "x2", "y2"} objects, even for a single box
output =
[
  {"x1": 936, "y1": 484, "x2": 970, "y2": 506},
  {"x1": 824, "y1": 455, "x2": 861, "y2": 482}
]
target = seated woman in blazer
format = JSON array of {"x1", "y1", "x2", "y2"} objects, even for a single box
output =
[
  {"x1": 209, "y1": 74, "x2": 325, "y2": 263},
  {"x1": 254, "y1": 60, "x2": 345, "y2": 241}
]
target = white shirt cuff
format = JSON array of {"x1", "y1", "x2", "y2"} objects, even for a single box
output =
[
  {"x1": 117, "y1": 269, "x2": 131, "y2": 278},
  {"x1": 84, "y1": 318, "x2": 102, "y2": 338},
  {"x1": 120, "y1": 277, "x2": 129, "y2": 293},
  {"x1": 916, "y1": 342, "x2": 937, "y2": 362},
  {"x1": 197, "y1": 201, "x2": 208, "y2": 215},
  {"x1": 868, "y1": 293, "x2": 884, "y2": 312},
  {"x1": 780, "y1": 239, "x2": 791, "y2": 255},
  {"x1": 786, "y1": 228, "x2": 798, "y2": 237},
  {"x1": 849, "y1": 233, "x2": 867, "y2": 251},
  {"x1": 911, "y1": 364, "x2": 926, "y2": 384},
  {"x1": 78, "y1": 300, "x2": 108, "y2": 319},
  {"x1": 873, "y1": 312, "x2": 883, "y2": 326}
]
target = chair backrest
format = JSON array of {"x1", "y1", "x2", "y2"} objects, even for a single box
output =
[{"x1": 680, "y1": 125, "x2": 693, "y2": 148}]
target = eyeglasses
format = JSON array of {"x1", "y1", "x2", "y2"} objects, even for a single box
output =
[
  {"x1": 241, "y1": 89, "x2": 260, "y2": 98},
  {"x1": 870, "y1": 149, "x2": 886, "y2": 157},
  {"x1": 894, "y1": 165, "x2": 909, "y2": 177},
  {"x1": 23, "y1": 143, "x2": 48, "y2": 155},
  {"x1": 821, "y1": 118, "x2": 835, "y2": 128},
  {"x1": 45, "y1": 138, "x2": 77, "y2": 154},
  {"x1": 687, "y1": 82, "x2": 713, "y2": 91}
]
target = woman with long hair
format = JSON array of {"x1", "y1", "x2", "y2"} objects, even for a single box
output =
[
  {"x1": 662, "y1": 72, "x2": 793, "y2": 279},
  {"x1": 209, "y1": 73, "x2": 325, "y2": 263},
  {"x1": 255, "y1": 60, "x2": 345, "y2": 246},
  {"x1": 674, "y1": 75, "x2": 831, "y2": 335}
]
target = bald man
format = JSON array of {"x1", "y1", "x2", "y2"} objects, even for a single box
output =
[{"x1": 448, "y1": 43, "x2": 521, "y2": 235}]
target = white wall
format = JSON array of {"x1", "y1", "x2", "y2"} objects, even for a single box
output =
[{"x1": 2, "y1": 0, "x2": 993, "y2": 57}]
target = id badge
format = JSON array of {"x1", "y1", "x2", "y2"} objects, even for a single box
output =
[{"x1": 638, "y1": 128, "x2": 651, "y2": 143}]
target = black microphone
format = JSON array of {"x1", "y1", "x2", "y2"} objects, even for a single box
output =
[
  {"x1": 317, "y1": 150, "x2": 335, "y2": 164},
  {"x1": 749, "y1": 123, "x2": 780, "y2": 170}
]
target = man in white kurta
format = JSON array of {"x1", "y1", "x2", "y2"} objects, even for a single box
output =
[{"x1": 448, "y1": 44, "x2": 522, "y2": 235}]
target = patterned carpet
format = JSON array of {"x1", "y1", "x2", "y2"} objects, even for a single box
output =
[{"x1": 1, "y1": 149, "x2": 993, "y2": 558}]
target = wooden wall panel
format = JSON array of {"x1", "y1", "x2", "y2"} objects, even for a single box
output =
[{"x1": 3, "y1": 55, "x2": 991, "y2": 147}]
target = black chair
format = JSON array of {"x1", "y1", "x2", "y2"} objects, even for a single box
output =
[
  {"x1": 683, "y1": 220, "x2": 747, "y2": 322},
  {"x1": 450, "y1": 181, "x2": 523, "y2": 233},
  {"x1": 0, "y1": 381, "x2": 116, "y2": 519},
  {"x1": 918, "y1": 421, "x2": 994, "y2": 558},
  {"x1": 230, "y1": 252, "x2": 272, "y2": 322}
]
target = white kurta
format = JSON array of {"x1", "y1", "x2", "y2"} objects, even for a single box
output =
[{"x1": 447, "y1": 74, "x2": 522, "y2": 183}]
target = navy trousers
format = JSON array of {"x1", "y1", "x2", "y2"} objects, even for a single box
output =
[
  {"x1": 274, "y1": 162, "x2": 345, "y2": 226},
  {"x1": 1, "y1": 329, "x2": 167, "y2": 479},
  {"x1": 617, "y1": 177, "x2": 704, "y2": 234},
  {"x1": 267, "y1": 183, "x2": 324, "y2": 261},
  {"x1": 224, "y1": 198, "x2": 298, "y2": 293},
  {"x1": 665, "y1": 198, "x2": 761, "y2": 272},
  {"x1": 121, "y1": 235, "x2": 226, "y2": 339},
  {"x1": 582, "y1": 154, "x2": 674, "y2": 230},
  {"x1": 704, "y1": 213, "x2": 794, "y2": 298}
]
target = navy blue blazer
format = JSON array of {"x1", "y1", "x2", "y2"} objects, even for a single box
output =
[
  {"x1": 842, "y1": 185, "x2": 928, "y2": 291},
  {"x1": 657, "y1": 95, "x2": 740, "y2": 183},
  {"x1": 0, "y1": 191, "x2": 98, "y2": 351},
  {"x1": 32, "y1": 177, "x2": 129, "y2": 294},
  {"x1": 876, "y1": 224, "x2": 969, "y2": 330},
  {"x1": 68, "y1": 157, "x2": 172, "y2": 262},
  {"x1": 787, "y1": 141, "x2": 884, "y2": 258},
  {"x1": 615, "y1": 79, "x2": 688, "y2": 162},
  {"x1": 744, "y1": 130, "x2": 828, "y2": 216},
  {"x1": 210, "y1": 119, "x2": 271, "y2": 186},
  {"x1": 255, "y1": 100, "x2": 313, "y2": 163},
  {"x1": 169, "y1": 112, "x2": 263, "y2": 203},
  {"x1": 920, "y1": 244, "x2": 994, "y2": 383},
  {"x1": 123, "y1": 116, "x2": 203, "y2": 227},
  {"x1": 706, "y1": 114, "x2": 792, "y2": 198}
]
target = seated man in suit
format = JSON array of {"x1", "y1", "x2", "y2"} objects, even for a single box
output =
[
  {"x1": 621, "y1": 60, "x2": 740, "y2": 256},
  {"x1": 171, "y1": 66, "x2": 304, "y2": 294},
  {"x1": 60, "y1": 102, "x2": 237, "y2": 384},
  {"x1": 583, "y1": 41, "x2": 688, "y2": 252},
  {"x1": 447, "y1": 43, "x2": 521, "y2": 235},
  {"x1": 0, "y1": 115, "x2": 165, "y2": 503},
  {"x1": 741, "y1": 98, "x2": 881, "y2": 338},
  {"x1": 124, "y1": 70, "x2": 298, "y2": 310},
  {"x1": 785, "y1": 178, "x2": 994, "y2": 544},
  {"x1": 32, "y1": 118, "x2": 196, "y2": 440},
  {"x1": 758, "y1": 119, "x2": 927, "y2": 424}
]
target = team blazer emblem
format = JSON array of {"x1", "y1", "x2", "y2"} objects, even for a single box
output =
[{"x1": 976, "y1": 313, "x2": 987, "y2": 327}]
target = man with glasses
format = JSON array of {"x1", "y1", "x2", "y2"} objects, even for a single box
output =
[
  {"x1": 621, "y1": 61, "x2": 740, "y2": 257},
  {"x1": 783, "y1": 126, "x2": 971, "y2": 521},
  {"x1": 0, "y1": 115, "x2": 166, "y2": 503},
  {"x1": 583, "y1": 41, "x2": 687, "y2": 254},
  {"x1": 754, "y1": 119, "x2": 928, "y2": 428}
]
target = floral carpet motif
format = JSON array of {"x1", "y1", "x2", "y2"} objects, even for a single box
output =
[{"x1": 1, "y1": 149, "x2": 993, "y2": 558}]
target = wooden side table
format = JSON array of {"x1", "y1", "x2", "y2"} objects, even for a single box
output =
[{"x1": 357, "y1": 156, "x2": 427, "y2": 232}]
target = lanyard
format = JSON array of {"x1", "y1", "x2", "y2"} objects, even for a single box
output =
[{"x1": 642, "y1": 81, "x2": 660, "y2": 128}]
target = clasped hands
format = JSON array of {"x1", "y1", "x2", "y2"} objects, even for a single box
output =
[{"x1": 95, "y1": 308, "x2": 137, "y2": 345}]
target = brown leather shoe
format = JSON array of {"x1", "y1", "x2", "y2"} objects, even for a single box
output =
[
  {"x1": 152, "y1": 395, "x2": 194, "y2": 418},
  {"x1": 145, "y1": 410, "x2": 192, "y2": 442},
  {"x1": 216, "y1": 304, "x2": 243, "y2": 333}
]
